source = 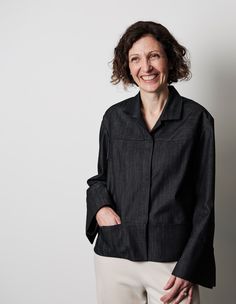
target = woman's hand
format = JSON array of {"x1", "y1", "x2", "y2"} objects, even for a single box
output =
[
  {"x1": 96, "y1": 206, "x2": 121, "y2": 227},
  {"x1": 160, "y1": 275, "x2": 194, "y2": 304}
]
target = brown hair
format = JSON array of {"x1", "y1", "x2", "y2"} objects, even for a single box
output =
[{"x1": 110, "y1": 21, "x2": 191, "y2": 89}]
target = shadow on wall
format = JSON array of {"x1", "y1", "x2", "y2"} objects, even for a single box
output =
[{"x1": 200, "y1": 55, "x2": 236, "y2": 303}]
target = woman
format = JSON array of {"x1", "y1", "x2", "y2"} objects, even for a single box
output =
[{"x1": 86, "y1": 21, "x2": 216, "y2": 304}]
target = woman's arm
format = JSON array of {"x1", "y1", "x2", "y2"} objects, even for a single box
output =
[
  {"x1": 161, "y1": 110, "x2": 216, "y2": 303},
  {"x1": 85, "y1": 116, "x2": 115, "y2": 244},
  {"x1": 171, "y1": 111, "x2": 216, "y2": 288}
]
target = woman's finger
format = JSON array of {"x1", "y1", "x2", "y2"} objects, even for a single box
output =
[
  {"x1": 115, "y1": 216, "x2": 121, "y2": 224},
  {"x1": 160, "y1": 284, "x2": 180, "y2": 303},
  {"x1": 163, "y1": 275, "x2": 176, "y2": 290},
  {"x1": 172, "y1": 287, "x2": 191, "y2": 304},
  {"x1": 186, "y1": 286, "x2": 194, "y2": 304}
]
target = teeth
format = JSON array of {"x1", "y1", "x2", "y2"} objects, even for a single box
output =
[{"x1": 141, "y1": 74, "x2": 157, "y2": 80}]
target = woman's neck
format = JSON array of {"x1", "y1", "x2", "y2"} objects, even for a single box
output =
[{"x1": 140, "y1": 86, "x2": 169, "y2": 115}]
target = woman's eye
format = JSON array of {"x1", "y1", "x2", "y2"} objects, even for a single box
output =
[
  {"x1": 150, "y1": 53, "x2": 160, "y2": 58},
  {"x1": 131, "y1": 57, "x2": 138, "y2": 62}
]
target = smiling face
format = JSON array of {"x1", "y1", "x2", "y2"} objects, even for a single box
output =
[{"x1": 128, "y1": 34, "x2": 169, "y2": 94}]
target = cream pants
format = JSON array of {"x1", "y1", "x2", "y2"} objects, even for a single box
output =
[{"x1": 94, "y1": 252, "x2": 200, "y2": 304}]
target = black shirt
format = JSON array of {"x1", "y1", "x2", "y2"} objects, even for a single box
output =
[{"x1": 86, "y1": 85, "x2": 216, "y2": 288}]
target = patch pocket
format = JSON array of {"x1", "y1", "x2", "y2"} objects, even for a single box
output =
[{"x1": 99, "y1": 223, "x2": 122, "y2": 253}]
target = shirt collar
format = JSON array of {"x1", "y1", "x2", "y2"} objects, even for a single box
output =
[{"x1": 123, "y1": 85, "x2": 183, "y2": 121}]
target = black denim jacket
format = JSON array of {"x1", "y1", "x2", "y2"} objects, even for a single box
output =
[{"x1": 86, "y1": 85, "x2": 216, "y2": 288}]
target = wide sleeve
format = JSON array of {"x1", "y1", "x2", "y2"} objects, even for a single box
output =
[
  {"x1": 172, "y1": 111, "x2": 216, "y2": 288},
  {"x1": 85, "y1": 116, "x2": 115, "y2": 244}
]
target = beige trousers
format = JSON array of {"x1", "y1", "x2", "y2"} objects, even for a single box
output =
[{"x1": 94, "y1": 252, "x2": 200, "y2": 304}]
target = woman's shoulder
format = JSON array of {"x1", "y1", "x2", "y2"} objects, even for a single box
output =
[
  {"x1": 181, "y1": 94, "x2": 214, "y2": 127},
  {"x1": 102, "y1": 95, "x2": 135, "y2": 120},
  {"x1": 167, "y1": 86, "x2": 215, "y2": 126}
]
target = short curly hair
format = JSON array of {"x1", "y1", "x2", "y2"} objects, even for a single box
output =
[{"x1": 110, "y1": 21, "x2": 191, "y2": 89}]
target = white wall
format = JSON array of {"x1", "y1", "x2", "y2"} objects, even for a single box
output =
[{"x1": 0, "y1": 0, "x2": 235, "y2": 303}]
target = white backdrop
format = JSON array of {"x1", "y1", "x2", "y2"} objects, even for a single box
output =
[{"x1": 0, "y1": 0, "x2": 235, "y2": 303}]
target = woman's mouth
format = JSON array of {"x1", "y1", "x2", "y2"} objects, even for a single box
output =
[{"x1": 140, "y1": 74, "x2": 159, "y2": 82}]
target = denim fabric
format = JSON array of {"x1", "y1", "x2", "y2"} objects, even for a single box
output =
[{"x1": 86, "y1": 85, "x2": 216, "y2": 288}]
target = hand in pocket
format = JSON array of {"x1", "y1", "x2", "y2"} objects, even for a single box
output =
[{"x1": 96, "y1": 206, "x2": 121, "y2": 227}]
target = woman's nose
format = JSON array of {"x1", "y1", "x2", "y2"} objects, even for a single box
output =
[{"x1": 140, "y1": 57, "x2": 152, "y2": 72}]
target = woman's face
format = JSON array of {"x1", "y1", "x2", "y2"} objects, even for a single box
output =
[{"x1": 128, "y1": 35, "x2": 169, "y2": 94}]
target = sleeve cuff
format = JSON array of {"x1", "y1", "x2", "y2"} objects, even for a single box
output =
[{"x1": 86, "y1": 184, "x2": 114, "y2": 244}]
